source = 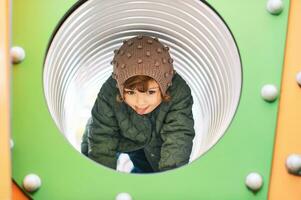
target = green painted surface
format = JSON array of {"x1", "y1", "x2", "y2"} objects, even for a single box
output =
[{"x1": 12, "y1": 0, "x2": 289, "y2": 199}]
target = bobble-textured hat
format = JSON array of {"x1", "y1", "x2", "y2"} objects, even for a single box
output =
[{"x1": 111, "y1": 35, "x2": 175, "y2": 99}]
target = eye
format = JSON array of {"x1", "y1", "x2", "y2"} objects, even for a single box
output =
[
  {"x1": 125, "y1": 90, "x2": 135, "y2": 95},
  {"x1": 147, "y1": 90, "x2": 156, "y2": 95}
]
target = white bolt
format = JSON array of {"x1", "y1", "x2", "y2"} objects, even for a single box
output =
[
  {"x1": 286, "y1": 154, "x2": 301, "y2": 175},
  {"x1": 245, "y1": 172, "x2": 263, "y2": 191},
  {"x1": 115, "y1": 192, "x2": 132, "y2": 200},
  {"x1": 23, "y1": 173, "x2": 42, "y2": 192},
  {"x1": 10, "y1": 139, "x2": 14, "y2": 149},
  {"x1": 261, "y1": 84, "x2": 278, "y2": 102},
  {"x1": 11, "y1": 46, "x2": 26, "y2": 64},
  {"x1": 266, "y1": 0, "x2": 284, "y2": 15},
  {"x1": 296, "y1": 71, "x2": 301, "y2": 86}
]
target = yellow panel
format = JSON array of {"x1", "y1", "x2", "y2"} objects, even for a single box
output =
[
  {"x1": 269, "y1": 0, "x2": 301, "y2": 199},
  {"x1": 0, "y1": 0, "x2": 12, "y2": 200}
]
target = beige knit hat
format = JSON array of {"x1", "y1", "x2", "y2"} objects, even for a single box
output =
[{"x1": 111, "y1": 35, "x2": 175, "y2": 99}]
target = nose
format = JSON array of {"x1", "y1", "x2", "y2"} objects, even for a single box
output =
[{"x1": 136, "y1": 93, "x2": 147, "y2": 107}]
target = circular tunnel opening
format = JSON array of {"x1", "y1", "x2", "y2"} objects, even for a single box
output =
[{"x1": 43, "y1": 0, "x2": 242, "y2": 172}]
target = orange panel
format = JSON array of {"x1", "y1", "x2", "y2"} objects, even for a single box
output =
[
  {"x1": 268, "y1": 0, "x2": 301, "y2": 199},
  {"x1": 0, "y1": 0, "x2": 12, "y2": 199},
  {"x1": 12, "y1": 180, "x2": 31, "y2": 200}
]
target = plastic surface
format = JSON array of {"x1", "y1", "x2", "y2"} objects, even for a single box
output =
[{"x1": 11, "y1": 0, "x2": 289, "y2": 199}]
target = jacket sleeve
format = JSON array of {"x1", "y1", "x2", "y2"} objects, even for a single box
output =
[
  {"x1": 87, "y1": 89, "x2": 120, "y2": 170},
  {"x1": 81, "y1": 117, "x2": 92, "y2": 157},
  {"x1": 159, "y1": 83, "x2": 195, "y2": 171}
]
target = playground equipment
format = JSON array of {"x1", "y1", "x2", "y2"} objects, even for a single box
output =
[{"x1": 0, "y1": 0, "x2": 300, "y2": 199}]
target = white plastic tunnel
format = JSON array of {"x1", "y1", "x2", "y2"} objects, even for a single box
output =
[{"x1": 43, "y1": 0, "x2": 242, "y2": 172}]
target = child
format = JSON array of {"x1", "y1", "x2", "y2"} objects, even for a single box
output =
[{"x1": 81, "y1": 35, "x2": 195, "y2": 173}]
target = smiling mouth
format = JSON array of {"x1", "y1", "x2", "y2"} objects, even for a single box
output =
[{"x1": 136, "y1": 107, "x2": 149, "y2": 114}]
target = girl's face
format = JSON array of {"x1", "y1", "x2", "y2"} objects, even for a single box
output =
[{"x1": 124, "y1": 80, "x2": 162, "y2": 115}]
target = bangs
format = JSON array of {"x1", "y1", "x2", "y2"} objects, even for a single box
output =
[{"x1": 123, "y1": 75, "x2": 154, "y2": 93}]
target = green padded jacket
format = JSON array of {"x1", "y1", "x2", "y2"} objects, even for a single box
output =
[{"x1": 81, "y1": 73, "x2": 195, "y2": 172}]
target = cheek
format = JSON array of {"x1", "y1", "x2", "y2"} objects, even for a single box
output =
[
  {"x1": 124, "y1": 95, "x2": 134, "y2": 105},
  {"x1": 151, "y1": 94, "x2": 162, "y2": 105}
]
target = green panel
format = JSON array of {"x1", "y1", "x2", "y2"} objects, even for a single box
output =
[{"x1": 12, "y1": 0, "x2": 289, "y2": 199}]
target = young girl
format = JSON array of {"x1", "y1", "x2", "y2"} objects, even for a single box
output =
[{"x1": 81, "y1": 35, "x2": 195, "y2": 173}]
